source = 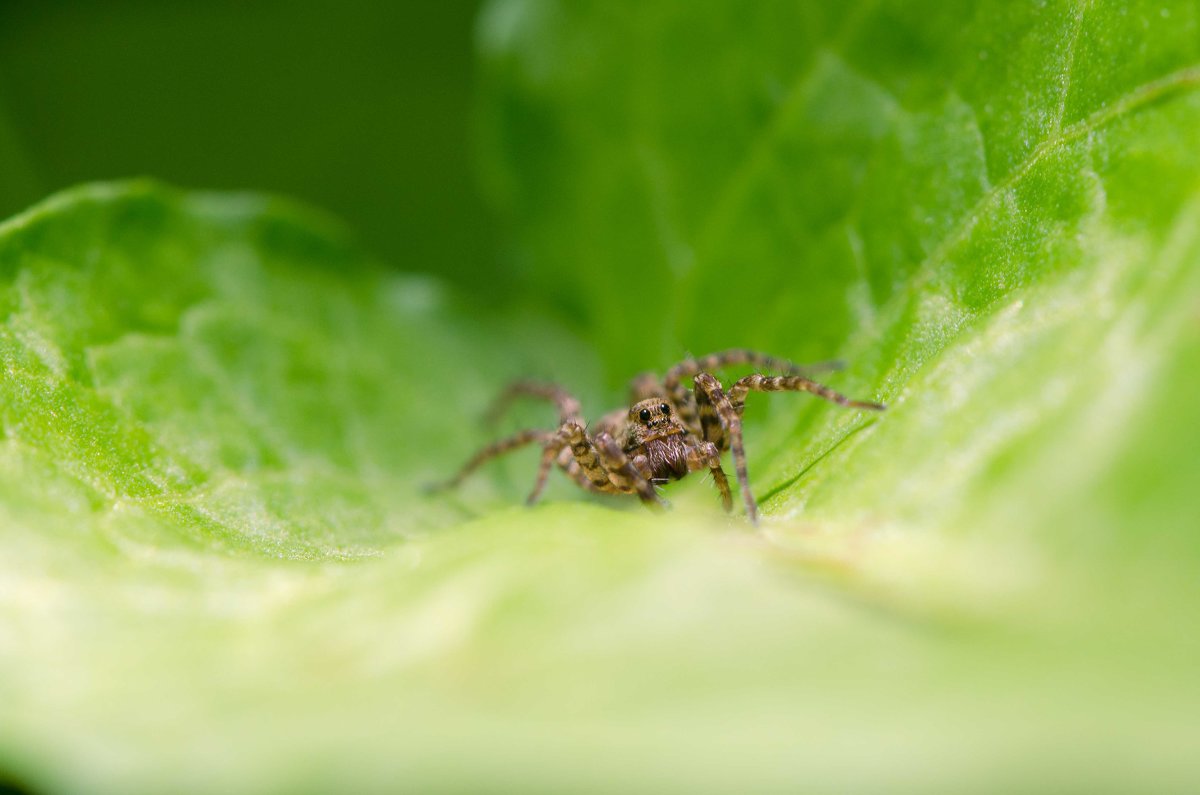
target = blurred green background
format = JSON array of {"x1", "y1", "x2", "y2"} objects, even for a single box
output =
[{"x1": 0, "y1": 0, "x2": 494, "y2": 290}]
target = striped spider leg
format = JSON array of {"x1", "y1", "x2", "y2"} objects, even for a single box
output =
[
  {"x1": 691, "y1": 371, "x2": 885, "y2": 523},
  {"x1": 432, "y1": 380, "x2": 662, "y2": 507}
]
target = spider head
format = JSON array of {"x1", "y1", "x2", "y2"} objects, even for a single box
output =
[{"x1": 628, "y1": 398, "x2": 683, "y2": 443}]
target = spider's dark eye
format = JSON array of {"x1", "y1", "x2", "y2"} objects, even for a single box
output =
[
  {"x1": 660, "y1": 403, "x2": 671, "y2": 415},
  {"x1": 639, "y1": 408, "x2": 652, "y2": 423}
]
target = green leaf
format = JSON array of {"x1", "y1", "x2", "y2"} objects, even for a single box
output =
[
  {"x1": 3, "y1": 2, "x2": 1200, "y2": 794},
  {"x1": 477, "y1": 1, "x2": 1200, "y2": 588}
]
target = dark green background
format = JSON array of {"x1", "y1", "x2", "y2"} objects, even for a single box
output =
[{"x1": 0, "y1": 0, "x2": 492, "y2": 290}]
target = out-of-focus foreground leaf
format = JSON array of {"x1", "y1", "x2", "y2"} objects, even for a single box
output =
[{"x1": 1, "y1": 2, "x2": 1200, "y2": 794}]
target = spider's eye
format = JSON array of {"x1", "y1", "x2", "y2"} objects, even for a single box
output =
[
  {"x1": 639, "y1": 408, "x2": 652, "y2": 423},
  {"x1": 659, "y1": 403, "x2": 671, "y2": 415}
]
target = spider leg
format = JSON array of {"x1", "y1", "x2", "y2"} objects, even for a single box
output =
[
  {"x1": 727, "y1": 374, "x2": 886, "y2": 411},
  {"x1": 663, "y1": 349, "x2": 843, "y2": 437},
  {"x1": 556, "y1": 447, "x2": 613, "y2": 494},
  {"x1": 526, "y1": 426, "x2": 663, "y2": 508},
  {"x1": 686, "y1": 441, "x2": 733, "y2": 512},
  {"x1": 428, "y1": 428, "x2": 552, "y2": 492},
  {"x1": 692, "y1": 373, "x2": 756, "y2": 521},
  {"x1": 594, "y1": 432, "x2": 664, "y2": 508},
  {"x1": 527, "y1": 422, "x2": 623, "y2": 505},
  {"x1": 483, "y1": 381, "x2": 583, "y2": 426},
  {"x1": 692, "y1": 377, "x2": 730, "y2": 451},
  {"x1": 664, "y1": 349, "x2": 846, "y2": 380},
  {"x1": 698, "y1": 372, "x2": 885, "y2": 522}
]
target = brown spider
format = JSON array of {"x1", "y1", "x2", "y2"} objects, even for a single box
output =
[{"x1": 432, "y1": 349, "x2": 885, "y2": 523}]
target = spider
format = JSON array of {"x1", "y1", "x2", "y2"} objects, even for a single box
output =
[{"x1": 432, "y1": 349, "x2": 885, "y2": 523}]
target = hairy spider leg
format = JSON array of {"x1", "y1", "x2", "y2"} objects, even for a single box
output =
[
  {"x1": 696, "y1": 372, "x2": 887, "y2": 521},
  {"x1": 529, "y1": 423, "x2": 606, "y2": 504},
  {"x1": 525, "y1": 425, "x2": 664, "y2": 507},
  {"x1": 662, "y1": 349, "x2": 845, "y2": 437},
  {"x1": 594, "y1": 432, "x2": 664, "y2": 507},
  {"x1": 727, "y1": 373, "x2": 887, "y2": 411},
  {"x1": 555, "y1": 446, "x2": 612, "y2": 494},
  {"x1": 527, "y1": 422, "x2": 658, "y2": 506},
  {"x1": 691, "y1": 373, "x2": 756, "y2": 521},
  {"x1": 433, "y1": 424, "x2": 611, "y2": 499},
  {"x1": 429, "y1": 428, "x2": 552, "y2": 492},
  {"x1": 482, "y1": 381, "x2": 583, "y2": 426},
  {"x1": 685, "y1": 440, "x2": 733, "y2": 512}
]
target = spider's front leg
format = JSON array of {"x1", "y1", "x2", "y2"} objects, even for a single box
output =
[
  {"x1": 692, "y1": 373, "x2": 758, "y2": 522},
  {"x1": 527, "y1": 423, "x2": 664, "y2": 509},
  {"x1": 528, "y1": 422, "x2": 608, "y2": 505},
  {"x1": 685, "y1": 441, "x2": 733, "y2": 513},
  {"x1": 662, "y1": 349, "x2": 844, "y2": 438},
  {"x1": 594, "y1": 432, "x2": 663, "y2": 508},
  {"x1": 694, "y1": 371, "x2": 886, "y2": 523}
]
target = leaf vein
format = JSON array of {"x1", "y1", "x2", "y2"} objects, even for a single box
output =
[{"x1": 900, "y1": 61, "x2": 1200, "y2": 306}]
